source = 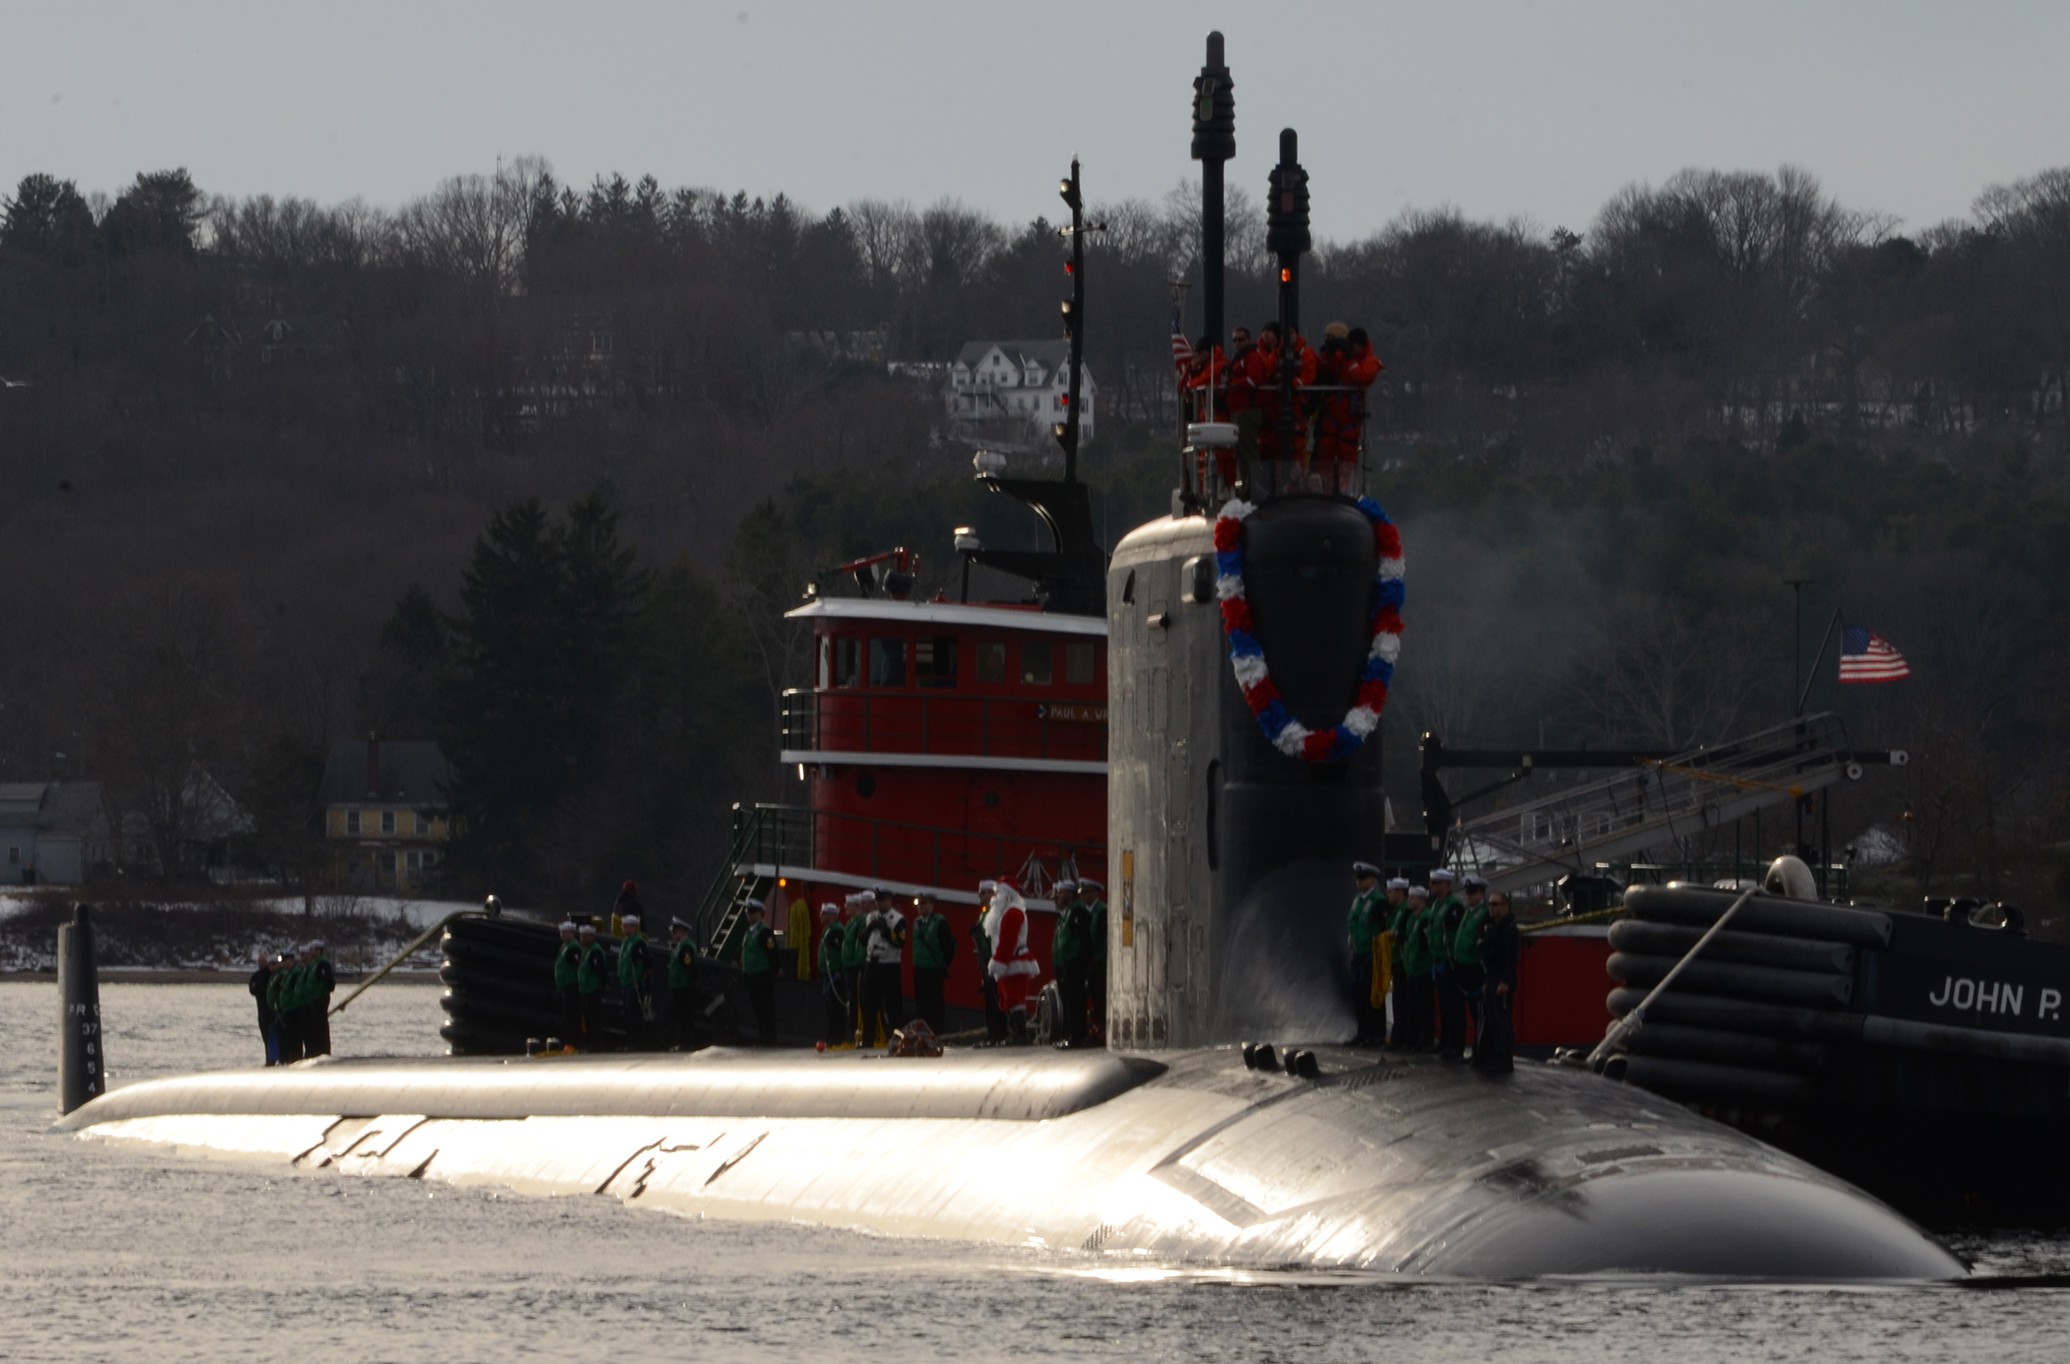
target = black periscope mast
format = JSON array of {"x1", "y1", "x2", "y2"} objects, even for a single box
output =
[{"x1": 53, "y1": 32, "x2": 1961, "y2": 1280}]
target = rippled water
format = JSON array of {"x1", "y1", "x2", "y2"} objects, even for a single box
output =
[{"x1": 4, "y1": 981, "x2": 2069, "y2": 1362}]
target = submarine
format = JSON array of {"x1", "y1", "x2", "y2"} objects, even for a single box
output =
[{"x1": 57, "y1": 33, "x2": 1963, "y2": 1281}]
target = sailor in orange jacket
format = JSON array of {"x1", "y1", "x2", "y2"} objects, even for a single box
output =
[
  {"x1": 1181, "y1": 337, "x2": 1226, "y2": 421},
  {"x1": 1242, "y1": 323, "x2": 1317, "y2": 460},
  {"x1": 1317, "y1": 323, "x2": 1383, "y2": 465}
]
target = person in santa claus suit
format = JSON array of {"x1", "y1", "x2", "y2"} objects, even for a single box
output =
[{"x1": 984, "y1": 880, "x2": 1041, "y2": 1045}]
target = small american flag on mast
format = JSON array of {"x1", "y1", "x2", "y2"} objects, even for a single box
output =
[
  {"x1": 1839, "y1": 627, "x2": 1910, "y2": 684},
  {"x1": 1170, "y1": 306, "x2": 1193, "y2": 380}
]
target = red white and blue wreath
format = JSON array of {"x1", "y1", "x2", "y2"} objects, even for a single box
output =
[{"x1": 1213, "y1": 496, "x2": 1404, "y2": 764}]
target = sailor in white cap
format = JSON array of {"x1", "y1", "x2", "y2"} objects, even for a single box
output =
[
  {"x1": 1347, "y1": 863, "x2": 1386, "y2": 1045},
  {"x1": 1452, "y1": 874, "x2": 1492, "y2": 1064},
  {"x1": 974, "y1": 880, "x2": 1007, "y2": 1043},
  {"x1": 1052, "y1": 880, "x2": 1093, "y2": 1046},
  {"x1": 1379, "y1": 877, "x2": 1411, "y2": 1046},
  {"x1": 574, "y1": 920, "x2": 606, "y2": 1048},
  {"x1": 1394, "y1": 884, "x2": 1435, "y2": 1051},
  {"x1": 817, "y1": 903, "x2": 850, "y2": 1047},
  {"x1": 554, "y1": 920, "x2": 583, "y2": 1047},
  {"x1": 1427, "y1": 871, "x2": 1467, "y2": 1060},
  {"x1": 840, "y1": 892, "x2": 872, "y2": 1045},
  {"x1": 858, "y1": 887, "x2": 908, "y2": 1051}
]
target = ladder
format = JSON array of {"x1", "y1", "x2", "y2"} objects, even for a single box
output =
[{"x1": 1454, "y1": 714, "x2": 1858, "y2": 895}]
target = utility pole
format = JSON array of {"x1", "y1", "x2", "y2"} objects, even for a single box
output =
[{"x1": 1055, "y1": 159, "x2": 1103, "y2": 485}]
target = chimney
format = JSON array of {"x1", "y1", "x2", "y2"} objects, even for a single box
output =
[{"x1": 366, "y1": 733, "x2": 381, "y2": 798}]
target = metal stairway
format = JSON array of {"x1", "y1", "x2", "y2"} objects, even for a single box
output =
[{"x1": 1453, "y1": 714, "x2": 1860, "y2": 894}]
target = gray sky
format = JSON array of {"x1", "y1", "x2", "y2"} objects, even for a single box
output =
[{"x1": 8, "y1": 0, "x2": 2067, "y2": 240}]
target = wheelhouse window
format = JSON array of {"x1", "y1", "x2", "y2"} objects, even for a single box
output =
[
  {"x1": 869, "y1": 637, "x2": 907, "y2": 687},
  {"x1": 380, "y1": 810, "x2": 397, "y2": 835},
  {"x1": 346, "y1": 809, "x2": 362, "y2": 835},
  {"x1": 915, "y1": 636, "x2": 958, "y2": 688},
  {"x1": 1065, "y1": 641, "x2": 1095, "y2": 686},
  {"x1": 833, "y1": 637, "x2": 861, "y2": 688},
  {"x1": 1021, "y1": 641, "x2": 1053, "y2": 686},
  {"x1": 976, "y1": 641, "x2": 1007, "y2": 684}
]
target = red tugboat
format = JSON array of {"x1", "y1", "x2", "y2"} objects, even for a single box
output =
[{"x1": 703, "y1": 545, "x2": 1111, "y2": 1024}]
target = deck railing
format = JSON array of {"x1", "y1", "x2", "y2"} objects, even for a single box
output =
[
  {"x1": 781, "y1": 689, "x2": 1107, "y2": 764},
  {"x1": 694, "y1": 800, "x2": 1105, "y2": 950}
]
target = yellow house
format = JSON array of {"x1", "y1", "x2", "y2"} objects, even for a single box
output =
[{"x1": 322, "y1": 737, "x2": 454, "y2": 894}]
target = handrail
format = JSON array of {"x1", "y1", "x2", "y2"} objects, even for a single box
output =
[
  {"x1": 1586, "y1": 883, "x2": 1759, "y2": 1068},
  {"x1": 330, "y1": 909, "x2": 471, "y2": 1015}
]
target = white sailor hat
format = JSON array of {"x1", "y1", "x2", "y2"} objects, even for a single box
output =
[
  {"x1": 1408, "y1": 884, "x2": 1431, "y2": 900},
  {"x1": 1351, "y1": 861, "x2": 1381, "y2": 878},
  {"x1": 309, "y1": 939, "x2": 327, "y2": 951},
  {"x1": 1053, "y1": 879, "x2": 1078, "y2": 895},
  {"x1": 578, "y1": 921, "x2": 597, "y2": 934},
  {"x1": 670, "y1": 916, "x2": 692, "y2": 932},
  {"x1": 1077, "y1": 878, "x2": 1103, "y2": 894},
  {"x1": 1429, "y1": 868, "x2": 1457, "y2": 883},
  {"x1": 1462, "y1": 873, "x2": 1489, "y2": 891},
  {"x1": 743, "y1": 900, "x2": 765, "y2": 915},
  {"x1": 1386, "y1": 877, "x2": 1410, "y2": 891},
  {"x1": 819, "y1": 902, "x2": 840, "y2": 917},
  {"x1": 620, "y1": 914, "x2": 641, "y2": 929},
  {"x1": 867, "y1": 885, "x2": 893, "y2": 900},
  {"x1": 558, "y1": 920, "x2": 577, "y2": 932}
]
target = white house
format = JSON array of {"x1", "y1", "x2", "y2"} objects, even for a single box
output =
[
  {"x1": 0, "y1": 782, "x2": 106, "y2": 886},
  {"x1": 944, "y1": 340, "x2": 1097, "y2": 444}
]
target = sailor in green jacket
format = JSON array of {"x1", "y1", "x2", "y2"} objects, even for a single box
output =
[
  {"x1": 739, "y1": 899, "x2": 779, "y2": 1045},
  {"x1": 841, "y1": 891, "x2": 874, "y2": 1045},
  {"x1": 817, "y1": 903, "x2": 848, "y2": 1047},
  {"x1": 666, "y1": 917, "x2": 701, "y2": 1051},
  {"x1": 1391, "y1": 885, "x2": 1433, "y2": 1051},
  {"x1": 1082, "y1": 878, "x2": 1108, "y2": 1044},
  {"x1": 573, "y1": 922, "x2": 608, "y2": 1048},
  {"x1": 1427, "y1": 869, "x2": 1467, "y2": 1059},
  {"x1": 910, "y1": 892, "x2": 956, "y2": 1033},
  {"x1": 1451, "y1": 874, "x2": 1491, "y2": 1062},
  {"x1": 267, "y1": 950, "x2": 301, "y2": 1063},
  {"x1": 1050, "y1": 881, "x2": 1092, "y2": 1046},
  {"x1": 553, "y1": 921, "x2": 582, "y2": 1048},
  {"x1": 617, "y1": 915, "x2": 652, "y2": 1052},
  {"x1": 1346, "y1": 862, "x2": 1385, "y2": 1046}
]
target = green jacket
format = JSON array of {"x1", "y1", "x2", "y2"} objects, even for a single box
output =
[
  {"x1": 576, "y1": 941, "x2": 608, "y2": 994},
  {"x1": 1053, "y1": 901, "x2": 1091, "y2": 964},
  {"x1": 740, "y1": 922, "x2": 776, "y2": 977},
  {"x1": 617, "y1": 933, "x2": 649, "y2": 995},
  {"x1": 1347, "y1": 888, "x2": 1385, "y2": 955},
  {"x1": 667, "y1": 936, "x2": 699, "y2": 990},
  {"x1": 553, "y1": 940, "x2": 582, "y2": 990},
  {"x1": 972, "y1": 917, "x2": 991, "y2": 965},
  {"x1": 1454, "y1": 902, "x2": 1489, "y2": 967},
  {"x1": 1395, "y1": 904, "x2": 1434, "y2": 976},
  {"x1": 841, "y1": 914, "x2": 869, "y2": 970},
  {"x1": 817, "y1": 922, "x2": 845, "y2": 978},
  {"x1": 1087, "y1": 900, "x2": 1108, "y2": 962},
  {"x1": 1428, "y1": 894, "x2": 1465, "y2": 968},
  {"x1": 912, "y1": 913, "x2": 954, "y2": 971}
]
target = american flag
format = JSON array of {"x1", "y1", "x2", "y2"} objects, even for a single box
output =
[
  {"x1": 1839, "y1": 627, "x2": 1911, "y2": 684},
  {"x1": 1170, "y1": 306, "x2": 1193, "y2": 380}
]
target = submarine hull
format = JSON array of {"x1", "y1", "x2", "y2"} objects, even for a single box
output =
[{"x1": 60, "y1": 1046, "x2": 1961, "y2": 1280}]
